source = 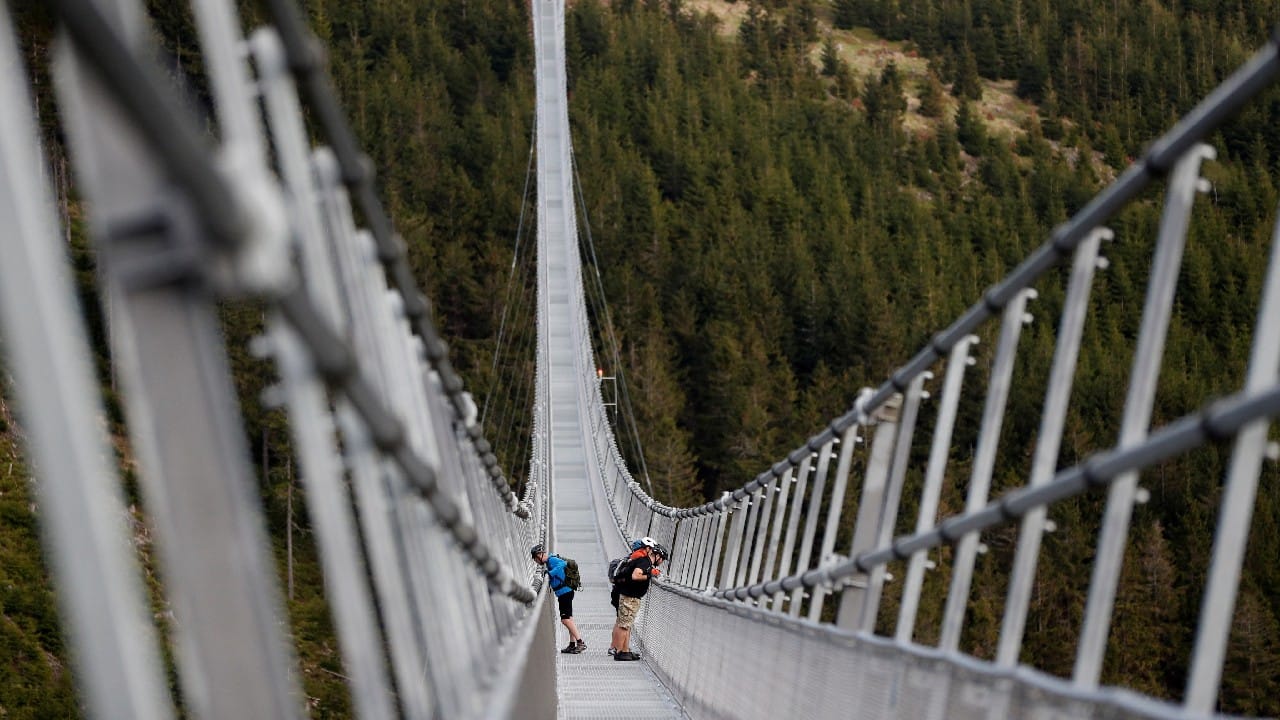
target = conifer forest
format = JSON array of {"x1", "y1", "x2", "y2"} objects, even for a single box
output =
[{"x1": 3, "y1": 0, "x2": 1280, "y2": 715}]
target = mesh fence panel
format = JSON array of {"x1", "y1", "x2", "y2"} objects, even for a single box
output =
[
  {"x1": 650, "y1": 514, "x2": 677, "y2": 551},
  {"x1": 624, "y1": 581, "x2": 1206, "y2": 720}
]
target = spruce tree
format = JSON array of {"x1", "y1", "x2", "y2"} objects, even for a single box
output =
[
  {"x1": 955, "y1": 100, "x2": 988, "y2": 155},
  {"x1": 832, "y1": 0, "x2": 862, "y2": 30},
  {"x1": 952, "y1": 44, "x2": 984, "y2": 101},
  {"x1": 918, "y1": 71, "x2": 946, "y2": 118},
  {"x1": 820, "y1": 35, "x2": 842, "y2": 77}
]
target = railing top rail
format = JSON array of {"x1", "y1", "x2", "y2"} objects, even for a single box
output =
[
  {"x1": 256, "y1": 0, "x2": 529, "y2": 509},
  {"x1": 50, "y1": 0, "x2": 249, "y2": 248},
  {"x1": 714, "y1": 380, "x2": 1280, "y2": 601},
  {"x1": 53, "y1": 0, "x2": 526, "y2": 513}
]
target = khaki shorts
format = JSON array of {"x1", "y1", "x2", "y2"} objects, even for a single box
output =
[{"x1": 616, "y1": 594, "x2": 642, "y2": 629}]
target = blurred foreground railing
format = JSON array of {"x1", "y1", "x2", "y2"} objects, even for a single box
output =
[{"x1": 0, "y1": 0, "x2": 555, "y2": 718}]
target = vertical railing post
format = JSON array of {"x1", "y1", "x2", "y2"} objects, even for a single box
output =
[
  {"x1": 1076, "y1": 145, "x2": 1214, "y2": 687},
  {"x1": 734, "y1": 485, "x2": 765, "y2": 588},
  {"x1": 704, "y1": 495, "x2": 732, "y2": 590},
  {"x1": 187, "y1": 0, "x2": 289, "y2": 291},
  {"x1": 998, "y1": 227, "x2": 1109, "y2": 667},
  {"x1": 746, "y1": 477, "x2": 777, "y2": 591},
  {"x1": 759, "y1": 466, "x2": 795, "y2": 610},
  {"x1": 697, "y1": 514, "x2": 717, "y2": 588},
  {"x1": 855, "y1": 371, "x2": 926, "y2": 630},
  {"x1": 687, "y1": 514, "x2": 706, "y2": 588},
  {"x1": 895, "y1": 336, "x2": 979, "y2": 642},
  {"x1": 0, "y1": 14, "x2": 172, "y2": 716},
  {"x1": 669, "y1": 515, "x2": 686, "y2": 584},
  {"x1": 808, "y1": 423, "x2": 860, "y2": 622},
  {"x1": 53, "y1": 3, "x2": 302, "y2": 714},
  {"x1": 720, "y1": 496, "x2": 749, "y2": 590},
  {"x1": 939, "y1": 288, "x2": 1035, "y2": 651},
  {"x1": 773, "y1": 455, "x2": 812, "y2": 611},
  {"x1": 621, "y1": 482, "x2": 635, "y2": 535},
  {"x1": 790, "y1": 440, "x2": 836, "y2": 616},
  {"x1": 684, "y1": 515, "x2": 703, "y2": 585},
  {"x1": 1184, "y1": 208, "x2": 1280, "y2": 712},
  {"x1": 631, "y1": 483, "x2": 647, "y2": 538},
  {"x1": 696, "y1": 514, "x2": 714, "y2": 587},
  {"x1": 833, "y1": 396, "x2": 900, "y2": 630},
  {"x1": 269, "y1": 330, "x2": 398, "y2": 720}
]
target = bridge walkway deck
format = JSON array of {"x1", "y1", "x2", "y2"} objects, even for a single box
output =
[{"x1": 551, "y1": 463, "x2": 687, "y2": 719}]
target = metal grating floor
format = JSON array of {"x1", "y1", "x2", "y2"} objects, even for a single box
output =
[
  {"x1": 549, "y1": 444, "x2": 688, "y2": 719},
  {"x1": 539, "y1": 214, "x2": 687, "y2": 717},
  {"x1": 537, "y1": 17, "x2": 687, "y2": 712}
]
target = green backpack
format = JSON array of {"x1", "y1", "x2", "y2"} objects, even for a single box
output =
[{"x1": 554, "y1": 554, "x2": 582, "y2": 591}]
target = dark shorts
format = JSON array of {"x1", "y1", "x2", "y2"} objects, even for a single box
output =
[{"x1": 557, "y1": 591, "x2": 574, "y2": 619}]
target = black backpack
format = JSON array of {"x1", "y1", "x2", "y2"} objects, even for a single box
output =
[
  {"x1": 553, "y1": 554, "x2": 582, "y2": 591},
  {"x1": 608, "y1": 556, "x2": 633, "y2": 584}
]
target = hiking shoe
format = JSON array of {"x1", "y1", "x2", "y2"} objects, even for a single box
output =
[
  {"x1": 607, "y1": 648, "x2": 616, "y2": 656},
  {"x1": 561, "y1": 642, "x2": 581, "y2": 654},
  {"x1": 614, "y1": 651, "x2": 640, "y2": 661},
  {"x1": 576, "y1": 639, "x2": 586, "y2": 651}
]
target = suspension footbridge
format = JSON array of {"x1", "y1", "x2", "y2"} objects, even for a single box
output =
[{"x1": 1, "y1": 0, "x2": 1278, "y2": 717}]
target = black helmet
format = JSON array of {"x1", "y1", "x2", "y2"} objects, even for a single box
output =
[
  {"x1": 530, "y1": 543, "x2": 544, "y2": 557},
  {"x1": 654, "y1": 544, "x2": 669, "y2": 560}
]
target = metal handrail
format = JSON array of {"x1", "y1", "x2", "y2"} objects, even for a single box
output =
[
  {"x1": 715, "y1": 380, "x2": 1280, "y2": 601},
  {"x1": 43, "y1": 0, "x2": 535, "y2": 604},
  {"x1": 655, "y1": 31, "x2": 1280, "y2": 518},
  {"x1": 585, "y1": 27, "x2": 1280, "y2": 718}
]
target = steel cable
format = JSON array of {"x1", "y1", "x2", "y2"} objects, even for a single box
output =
[
  {"x1": 46, "y1": 0, "x2": 535, "y2": 602},
  {"x1": 482, "y1": 133, "x2": 537, "y2": 426},
  {"x1": 713, "y1": 380, "x2": 1280, "y2": 602},
  {"x1": 255, "y1": 0, "x2": 523, "y2": 507},
  {"x1": 570, "y1": 149, "x2": 655, "y2": 496},
  {"x1": 672, "y1": 33, "x2": 1280, "y2": 517}
]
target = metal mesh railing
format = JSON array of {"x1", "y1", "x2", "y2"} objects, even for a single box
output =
[
  {"x1": 573, "y1": 25, "x2": 1280, "y2": 720},
  {"x1": 6, "y1": 0, "x2": 1280, "y2": 717},
  {"x1": 0, "y1": 0, "x2": 554, "y2": 718}
]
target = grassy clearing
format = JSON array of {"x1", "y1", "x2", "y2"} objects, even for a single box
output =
[{"x1": 681, "y1": 0, "x2": 1039, "y2": 141}]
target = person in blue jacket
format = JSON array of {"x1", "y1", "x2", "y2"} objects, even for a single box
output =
[{"x1": 531, "y1": 544, "x2": 585, "y2": 653}]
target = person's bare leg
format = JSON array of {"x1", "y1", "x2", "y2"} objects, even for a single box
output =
[
  {"x1": 562, "y1": 617, "x2": 581, "y2": 643},
  {"x1": 618, "y1": 626, "x2": 631, "y2": 653},
  {"x1": 611, "y1": 624, "x2": 624, "y2": 652}
]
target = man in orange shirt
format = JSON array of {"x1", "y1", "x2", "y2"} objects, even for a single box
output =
[{"x1": 610, "y1": 541, "x2": 667, "y2": 661}]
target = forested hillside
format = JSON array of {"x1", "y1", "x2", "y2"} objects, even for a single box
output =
[
  {"x1": 554, "y1": 0, "x2": 1280, "y2": 711},
  {"x1": 2, "y1": 0, "x2": 1279, "y2": 715}
]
